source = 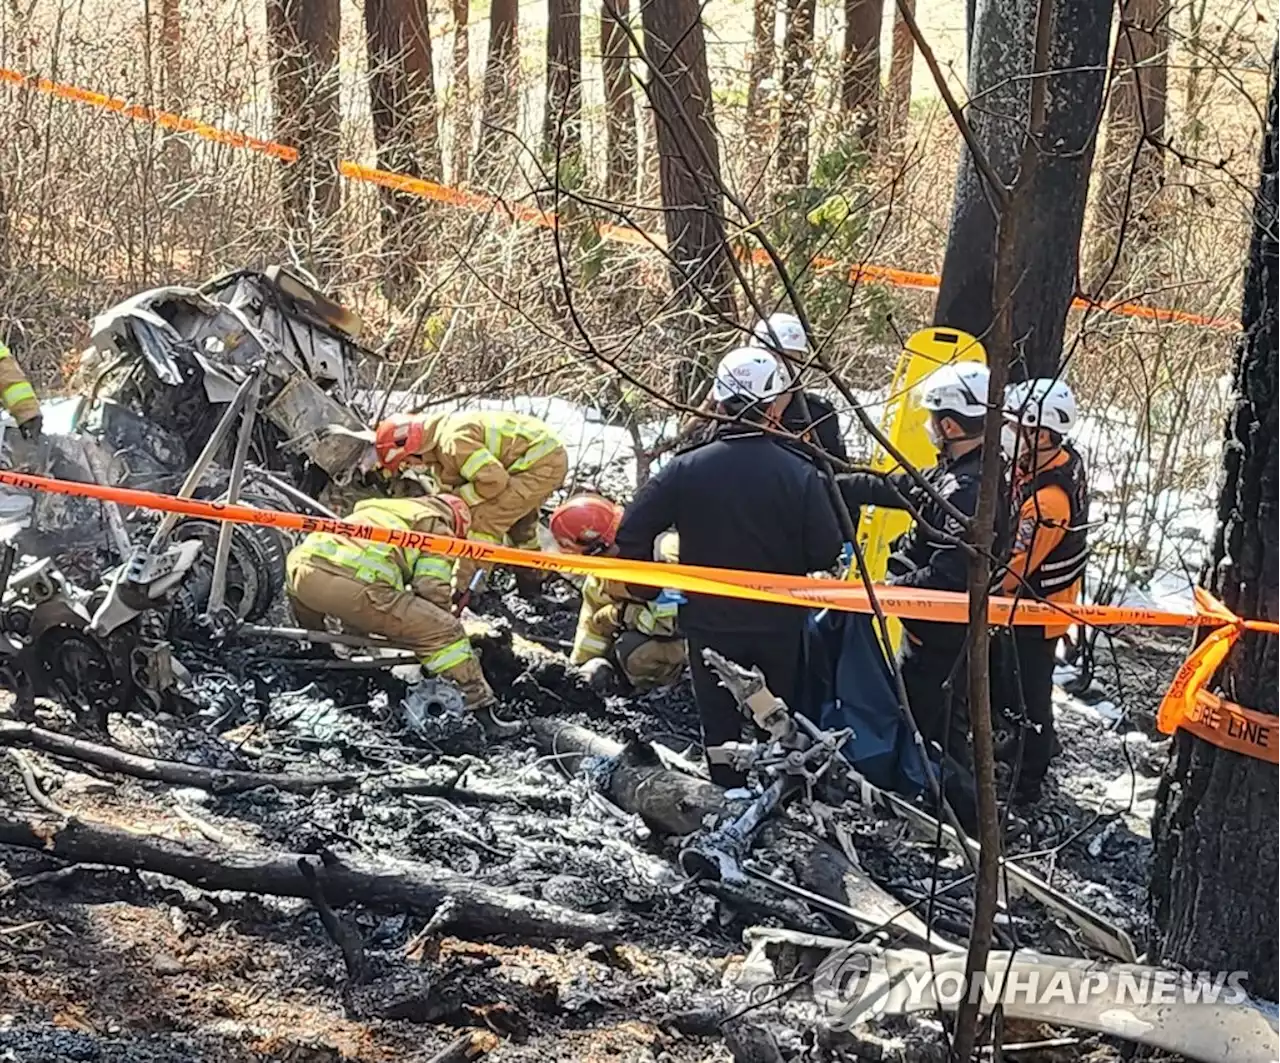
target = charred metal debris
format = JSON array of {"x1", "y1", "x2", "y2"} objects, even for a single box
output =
[{"x1": 0, "y1": 268, "x2": 1272, "y2": 1063}]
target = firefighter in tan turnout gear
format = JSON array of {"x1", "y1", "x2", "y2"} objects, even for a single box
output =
[
  {"x1": 285, "y1": 493, "x2": 518, "y2": 735},
  {"x1": 0, "y1": 339, "x2": 43, "y2": 519},
  {"x1": 550, "y1": 495, "x2": 687, "y2": 692},
  {"x1": 373, "y1": 411, "x2": 569, "y2": 593},
  {"x1": 0, "y1": 342, "x2": 41, "y2": 436}
]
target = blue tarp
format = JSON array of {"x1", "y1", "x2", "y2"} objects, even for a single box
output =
[{"x1": 799, "y1": 608, "x2": 932, "y2": 795}]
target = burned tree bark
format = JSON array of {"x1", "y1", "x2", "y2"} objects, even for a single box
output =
[
  {"x1": 0, "y1": 812, "x2": 622, "y2": 944},
  {"x1": 745, "y1": 0, "x2": 777, "y2": 161},
  {"x1": 637, "y1": 0, "x2": 737, "y2": 386},
  {"x1": 601, "y1": 0, "x2": 637, "y2": 200},
  {"x1": 1149, "y1": 55, "x2": 1278, "y2": 1002},
  {"x1": 364, "y1": 0, "x2": 443, "y2": 298},
  {"x1": 932, "y1": 0, "x2": 1112, "y2": 379},
  {"x1": 841, "y1": 0, "x2": 884, "y2": 143},
  {"x1": 450, "y1": 0, "x2": 472, "y2": 184},
  {"x1": 885, "y1": 0, "x2": 914, "y2": 142},
  {"x1": 1085, "y1": 0, "x2": 1168, "y2": 295},
  {"x1": 777, "y1": 0, "x2": 818, "y2": 185},
  {"x1": 475, "y1": 0, "x2": 520, "y2": 183},
  {"x1": 160, "y1": 0, "x2": 182, "y2": 108},
  {"x1": 267, "y1": 0, "x2": 342, "y2": 281},
  {"x1": 544, "y1": 0, "x2": 583, "y2": 163}
]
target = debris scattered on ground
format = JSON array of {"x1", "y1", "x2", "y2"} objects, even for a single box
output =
[{"x1": 0, "y1": 577, "x2": 1193, "y2": 1063}]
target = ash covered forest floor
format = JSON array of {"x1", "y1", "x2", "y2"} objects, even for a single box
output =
[{"x1": 0, "y1": 580, "x2": 1182, "y2": 1063}]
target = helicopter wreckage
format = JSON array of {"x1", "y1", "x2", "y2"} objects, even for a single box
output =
[{"x1": 0, "y1": 266, "x2": 380, "y2": 727}]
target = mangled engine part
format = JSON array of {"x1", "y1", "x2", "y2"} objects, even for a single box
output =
[
  {"x1": 0, "y1": 556, "x2": 146, "y2": 727},
  {"x1": 402, "y1": 680, "x2": 485, "y2": 756},
  {"x1": 88, "y1": 523, "x2": 285, "y2": 641},
  {"x1": 0, "y1": 514, "x2": 283, "y2": 727},
  {"x1": 91, "y1": 540, "x2": 204, "y2": 636},
  {"x1": 680, "y1": 648, "x2": 851, "y2": 885},
  {"x1": 165, "y1": 520, "x2": 286, "y2": 632}
]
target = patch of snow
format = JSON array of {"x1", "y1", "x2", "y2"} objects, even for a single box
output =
[{"x1": 1055, "y1": 686, "x2": 1125, "y2": 726}]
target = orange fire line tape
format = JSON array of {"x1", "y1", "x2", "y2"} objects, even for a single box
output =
[
  {"x1": 0, "y1": 66, "x2": 1239, "y2": 331},
  {"x1": 1180, "y1": 689, "x2": 1279, "y2": 764},
  {"x1": 5, "y1": 468, "x2": 1276, "y2": 734},
  {"x1": 0, "y1": 466, "x2": 1259, "y2": 633}
]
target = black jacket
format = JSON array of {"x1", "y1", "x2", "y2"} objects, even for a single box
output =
[
  {"x1": 617, "y1": 427, "x2": 843, "y2": 635},
  {"x1": 781, "y1": 392, "x2": 848, "y2": 463},
  {"x1": 678, "y1": 391, "x2": 847, "y2": 465},
  {"x1": 838, "y1": 447, "x2": 1007, "y2": 641}
]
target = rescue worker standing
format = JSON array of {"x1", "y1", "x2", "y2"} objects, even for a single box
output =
[
  {"x1": 665, "y1": 313, "x2": 847, "y2": 463},
  {"x1": 372, "y1": 411, "x2": 568, "y2": 592},
  {"x1": 750, "y1": 313, "x2": 848, "y2": 463},
  {"x1": 285, "y1": 493, "x2": 518, "y2": 735},
  {"x1": 0, "y1": 341, "x2": 41, "y2": 438},
  {"x1": 550, "y1": 495, "x2": 686, "y2": 692},
  {"x1": 996, "y1": 378, "x2": 1088, "y2": 803},
  {"x1": 0, "y1": 338, "x2": 42, "y2": 519},
  {"x1": 836, "y1": 363, "x2": 1000, "y2": 767},
  {"x1": 616, "y1": 348, "x2": 843, "y2": 787}
]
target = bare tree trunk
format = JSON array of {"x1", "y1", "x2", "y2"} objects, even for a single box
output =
[
  {"x1": 544, "y1": 0, "x2": 583, "y2": 164},
  {"x1": 450, "y1": 0, "x2": 472, "y2": 184},
  {"x1": 639, "y1": 85, "x2": 661, "y2": 202},
  {"x1": 637, "y1": 0, "x2": 737, "y2": 396},
  {"x1": 160, "y1": 0, "x2": 182, "y2": 107},
  {"x1": 952, "y1": 0, "x2": 1055, "y2": 1050},
  {"x1": 885, "y1": 0, "x2": 914, "y2": 143},
  {"x1": 776, "y1": 0, "x2": 818, "y2": 185},
  {"x1": 601, "y1": 0, "x2": 637, "y2": 200},
  {"x1": 365, "y1": 0, "x2": 443, "y2": 299},
  {"x1": 1085, "y1": 0, "x2": 1169, "y2": 295},
  {"x1": 1148, "y1": 51, "x2": 1278, "y2": 1004},
  {"x1": 0, "y1": 171, "x2": 8, "y2": 279},
  {"x1": 841, "y1": 0, "x2": 883, "y2": 144},
  {"x1": 475, "y1": 0, "x2": 520, "y2": 183},
  {"x1": 932, "y1": 0, "x2": 1112, "y2": 380},
  {"x1": 745, "y1": 0, "x2": 778, "y2": 155},
  {"x1": 267, "y1": 0, "x2": 342, "y2": 283}
]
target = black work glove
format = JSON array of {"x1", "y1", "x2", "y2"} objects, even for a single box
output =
[{"x1": 18, "y1": 415, "x2": 41, "y2": 441}]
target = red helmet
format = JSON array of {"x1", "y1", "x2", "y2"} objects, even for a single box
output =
[
  {"x1": 375, "y1": 416, "x2": 425, "y2": 472},
  {"x1": 436, "y1": 493, "x2": 472, "y2": 539},
  {"x1": 549, "y1": 495, "x2": 622, "y2": 553}
]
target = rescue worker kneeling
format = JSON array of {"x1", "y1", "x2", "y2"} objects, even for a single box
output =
[
  {"x1": 371, "y1": 411, "x2": 568, "y2": 594},
  {"x1": 286, "y1": 494, "x2": 516, "y2": 733},
  {"x1": 550, "y1": 495, "x2": 687, "y2": 692}
]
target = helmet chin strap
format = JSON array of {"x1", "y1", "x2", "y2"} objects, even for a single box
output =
[{"x1": 931, "y1": 414, "x2": 981, "y2": 454}]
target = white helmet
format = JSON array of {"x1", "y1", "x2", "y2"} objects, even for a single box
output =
[
  {"x1": 710, "y1": 347, "x2": 794, "y2": 402},
  {"x1": 752, "y1": 312, "x2": 807, "y2": 354},
  {"x1": 917, "y1": 363, "x2": 990, "y2": 420},
  {"x1": 1003, "y1": 378, "x2": 1077, "y2": 435}
]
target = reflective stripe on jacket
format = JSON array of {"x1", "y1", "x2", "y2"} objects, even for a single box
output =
[
  {"x1": 570, "y1": 576, "x2": 679, "y2": 665},
  {"x1": 291, "y1": 496, "x2": 455, "y2": 594},
  {"x1": 398, "y1": 412, "x2": 565, "y2": 507},
  {"x1": 0, "y1": 344, "x2": 40, "y2": 425}
]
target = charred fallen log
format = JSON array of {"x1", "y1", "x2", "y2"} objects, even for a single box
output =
[
  {"x1": 0, "y1": 721, "x2": 365, "y2": 795},
  {"x1": 0, "y1": 812, "x2": 623, "y2": 944}
]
